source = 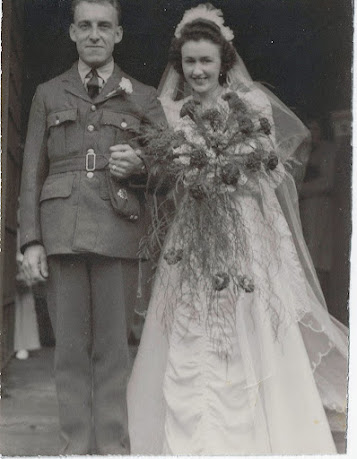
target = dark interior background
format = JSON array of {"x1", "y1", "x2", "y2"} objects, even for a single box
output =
[
  {"x1": 22, "y1": 0, "x2": 352, "y2": 129},
  {"x1": 8, "y1": 0, "x2": 350, "y2": 329}
]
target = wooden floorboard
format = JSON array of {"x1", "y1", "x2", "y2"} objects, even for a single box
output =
[{"x1": 0, "y1": 348, "x2": 60, "y2": 456}]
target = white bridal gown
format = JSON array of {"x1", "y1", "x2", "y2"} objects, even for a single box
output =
[{"x1": 127, "y1": 91, "x2": 348, "y2": 456}]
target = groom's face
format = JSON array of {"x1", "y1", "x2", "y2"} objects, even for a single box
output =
[{"x1": 70, "y1": 1, "x2": 123, "y2": 68}]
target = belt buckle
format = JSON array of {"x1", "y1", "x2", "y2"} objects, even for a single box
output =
[{"x1": 86, "y1": 151, "x2": 96, "y2": 171}]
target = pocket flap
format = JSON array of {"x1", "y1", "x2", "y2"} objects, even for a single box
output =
[
  {"x1": 47, "y1": 108, "x2": 78, "y2": 128},
  {"x1": 40, "y1": 174, "x2": 75, "y2": 202},
  {"x1": 101, "y1": 111, "x2": 140, "y2": 131}
]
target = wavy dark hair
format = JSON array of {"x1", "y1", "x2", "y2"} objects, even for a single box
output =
[
  {"x1": 169, "y1": 19, "x2": 238, "y2": 84},
  {"x1": 71, "y1": 0, "x2": 122, "y2": 25}
]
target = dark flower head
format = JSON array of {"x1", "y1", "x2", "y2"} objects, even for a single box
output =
[
  {"x1": 208, "y1": 132, "x2": 229, "y2": 152},
  {"x1": 245, "y1": 152, "x2": 262, "y2": 172},
  {"x1": 259, "y1": 117, "x2": 272, "y2": 135},
  {"x1": 266, "y1": 152, "x2": 279, "y2": 171},
  {"x1": 201, "y1": 108, "x2": 225, "y2": 131},
  {"x1": 189, "y1": 184, "x2": 206, "y2": 200},
  {"x1": 213, "y1": 272, "x2": 230, "y2": 291},
  {"x1": 171, "y1": 130, "x2": 187, "y2": 148},
  {"x1": 190, "y1": 148, "x2": 208, "y2": 169},
  {"x1": 221, "y1": 162, "x2": 241, "y2": 186},
  {"x1": 239, "y1": 117, "x2": 254, "y2": 135},
  {"x1": 180, "y1": 99, "x2": 200, "y2": 120},
  {"x1": 164, "y1": 248, "x2": 183, "y2": 265},
  {"x1": 222, "y1": 92, "x2": 247, "y2": 113},
  {"x1": 238, "y1": 275, "x2": 254, "y2": 293}
]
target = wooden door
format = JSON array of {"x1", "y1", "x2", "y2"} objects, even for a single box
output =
[{"x1": 1, "y1": 0, "x2": 25, "y2": 368}]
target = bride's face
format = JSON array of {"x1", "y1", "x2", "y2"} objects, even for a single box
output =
[{"x1": 181, "y1": 39, "x2": 222, "y2": 98}]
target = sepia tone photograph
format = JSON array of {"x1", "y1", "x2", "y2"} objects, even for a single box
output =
[{"x1": 0, "y1": 0, "x2": 353, "y2": 456}]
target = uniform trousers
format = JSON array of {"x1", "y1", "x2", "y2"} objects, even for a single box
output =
[{"x1": 47, "y1": 253, "x2": 138, "y2": 455}]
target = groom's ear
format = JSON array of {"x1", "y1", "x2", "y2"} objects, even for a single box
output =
[
  {"x1": 115, "y1": 26, "x2": 123, "y2": 44},
  {"x1": 69, "y1": 23, "x2": 77, "y2": 43}
]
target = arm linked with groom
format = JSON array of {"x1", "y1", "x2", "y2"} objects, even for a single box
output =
[{"x1": 19, "y1": 0, "x2": 166, "y2": 454}]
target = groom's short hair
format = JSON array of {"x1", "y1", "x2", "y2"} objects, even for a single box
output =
[{"x1": 71, "y1": 0, "x2": 122, "y2": 25}]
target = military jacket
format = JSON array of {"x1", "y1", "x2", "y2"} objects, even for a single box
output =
[{"x1": 20, "y1": 63, "x2": 166, "y2": 258}]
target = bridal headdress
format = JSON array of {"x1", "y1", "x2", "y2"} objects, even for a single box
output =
[{"x1": 174, "y1": 3, "x2": 234, "y2": 42}]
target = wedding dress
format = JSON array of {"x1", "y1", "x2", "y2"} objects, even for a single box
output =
[
  {"x1": 127, "y1": 6, "x2": 348, "y2": 452},
  {"x1": 127, "y1": 88, "x2": 348, "y2": 455}
]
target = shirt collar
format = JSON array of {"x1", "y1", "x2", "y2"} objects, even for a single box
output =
[{"x1": 78, "y1": 58, "x2": 115, "y2": 85}]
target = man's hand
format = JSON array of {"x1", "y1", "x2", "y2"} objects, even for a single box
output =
[
  {"x1": 109, "y1": 144, "x2": 145, "y2": 180},
  {"x1": 22, "y1": 244, "x2": 49, "y2": 283}
]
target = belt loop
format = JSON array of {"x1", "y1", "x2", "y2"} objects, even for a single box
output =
[{"x1": 86, "y1": 151, "x2": 96, "y2": 171}]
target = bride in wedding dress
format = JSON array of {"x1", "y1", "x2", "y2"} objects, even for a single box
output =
[{"x1": 127, "y1": 4, "x2": 348, "y2": 455}]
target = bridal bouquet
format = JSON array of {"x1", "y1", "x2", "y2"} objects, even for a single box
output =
[
  {"x1": 140, "y1": 91, "x2": 278, "y2": 196},
  {"x1": 137, "y1": 91, "x2": 281, "y2": 357}
]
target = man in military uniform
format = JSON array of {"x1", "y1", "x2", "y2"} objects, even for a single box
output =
[{"x1": 19, "y1": 0, "x2": 166, "y2": 454}]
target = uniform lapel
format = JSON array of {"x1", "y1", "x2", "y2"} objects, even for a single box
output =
[
  {"x1": 95, "y1": 64, "x2": 125, "y2": 103},
  {"x1": 61, "y1": 62, "x2": 126, "y2": 104},
  {"x1": 62, "y1": 62, "x2": 92, "y2": 103}
]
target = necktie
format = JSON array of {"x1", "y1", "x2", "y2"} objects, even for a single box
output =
[{"x1": 87, "y1": 69, "x2": 100, "y2": 99}]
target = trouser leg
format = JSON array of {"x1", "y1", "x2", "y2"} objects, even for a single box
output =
[
  {"x1": 46, "y1": 255, "x2": 92, "y2": 454},
  {"x1": 90, "y1": 256, "x2": 138, "y2": 454}
]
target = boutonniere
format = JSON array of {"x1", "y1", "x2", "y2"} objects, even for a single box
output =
[{"x1": 106, "y1": 77, "x2": 133, "y2": 98}]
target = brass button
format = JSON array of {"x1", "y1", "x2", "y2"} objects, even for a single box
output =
[
  {"x1": 87, "y1": 124, "x2": 95, "y2": 132},
  {"x1": 55, "y1": 119, "x2": 60, "y2": 125},
  {"x1": 121, "y1": 121, "x2": 128, "y2": 128},
  {"x1": 86, "y1": 172, "x2": 94, "y2": 179},
  {"x1": 129, "y1": 214, "x2": 138, "y2": 221},
  {"x1": 87, "y1": 148, "x2": 95, "y2": 154},
  {"x1": 91, "y1": 105, "x2": 96, "y2": 112}
]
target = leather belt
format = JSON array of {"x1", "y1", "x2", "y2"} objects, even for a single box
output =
[{"x1": 48, "y1": 153, "x2": 109, "y2": 175}]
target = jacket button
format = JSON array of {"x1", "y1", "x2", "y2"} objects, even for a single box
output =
[
  {"x1": 91, "y1": 105, "x2": 96, "y2": 112},
  {"x1": 87, "y1": 148, "x2": 95, "y2": 154},
  {"x1": 87, "y1": 124, "x2": 95, "y2": 132},
  {"x1": 130, "y1": 215, "x2": 138, "y2": 221},
  {"x1": 121, "y1": 121, "x2": 128, "y2": 128},
  {"x1": 86, "y1": 172, "x2": 94, "y2": 178}
]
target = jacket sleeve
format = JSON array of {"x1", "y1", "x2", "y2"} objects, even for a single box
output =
[
  {"x1": 129, "y1": 87, "x2": 171, "y2": 193},
  {"x1": 19, "y1": 85, "x2": 49, "y2": 252}
]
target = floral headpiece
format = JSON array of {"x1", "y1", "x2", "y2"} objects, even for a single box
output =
[{"x1": 174, "y1": 4, "x2": 234, "y2": 42}]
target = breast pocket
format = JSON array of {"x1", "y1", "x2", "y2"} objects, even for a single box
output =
[
  {"x1": 47, "y1": 108, "x2": 78, "y2": 157},
  {"x1": 100, "y1": 111, "x2": 141, "y2": 148}
]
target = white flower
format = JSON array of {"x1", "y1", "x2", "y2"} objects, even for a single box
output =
[
  {"x1": 173, "y1": 155, "x2": 190, "y2": 166},
  {"x1": 118, "y1": 77, "x2": 133, "y2": 94}
]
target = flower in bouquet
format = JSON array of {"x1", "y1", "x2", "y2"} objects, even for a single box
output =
[
  {"x1": 222, "y1": 92, "x2": 247, "y2": 114},
  {"x1": 201, "y1": 108, "x2": 225, "y2": 131},
  {"x1": 238, "y1": 275, "x2": 255, "y2": 293},
  {"x1": 189, "y1": 184, "x2": 207, "y2": 200},
  {"x1": 180, "y1": 100, "x2": 211, "y2": 146},
  {"x1": 265, "y1": 152, "x2": 279, "y2": 171},
  {"x1": 239, "y1": 117, "x2": 255, "y2": 135},
  {"x1": 180, "y1": 99, "x2": 201, "y2": 121},
  {"x1": 190, "y1": 146, "x2": 209, "y2": 169},
  {"x1": 245, "y1": 151, "x2": 263, "y2": 172},
  {"x1": 213, "y1": 272, "x2": 230, "y2": 291},
  {"x1": 221, "y1": 162, "x2": 241, "y2": 186},
  {"x1": 259, "y1": 117, "x2": 272, "y2": 135},
  {"x1": 164, "y1": 248, "x2": 184, "y2": 265}
]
